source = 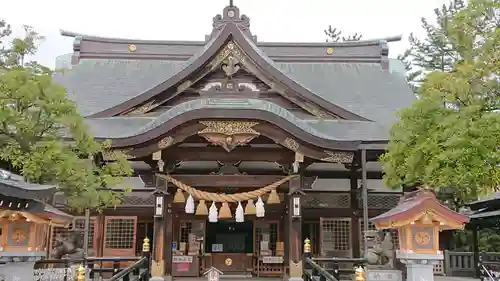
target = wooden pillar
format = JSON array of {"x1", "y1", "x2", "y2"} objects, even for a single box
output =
[
  {"x1": 283, "y1": 194, "x2": 289, "y2": 265},
  {"x1": 283, "y1": 193, "x2": 290, "y2": 280},
  {"x1": 349, "y1": 167, "x2": 361, "y2": 258},
  {"x1": 95, "y1": 214, "x2": 105, "y2": 257},
  {"x1": 152, "y1": 191, "x2": 166, "y2": 278},
  {"x1": 288, "y1": 176, "x2": 303, "y2": 279},
  {"x1": 472, "y1": 224, "x2": 480, "y2": 278},
  {"x1": 361, "y1": 148, "x2": 369, "y2": 254},
  {"x1": 163, "y1": 192, "x2": 173, "y2": 281}
]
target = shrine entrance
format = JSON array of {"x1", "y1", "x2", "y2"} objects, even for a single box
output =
[{"x1": 205, "y1": 220, "x2": 254, "y2": 273}]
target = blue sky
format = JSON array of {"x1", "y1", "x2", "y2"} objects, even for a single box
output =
[{"x1": 0, "y1": 0, "x2": 451, "y2": 68}]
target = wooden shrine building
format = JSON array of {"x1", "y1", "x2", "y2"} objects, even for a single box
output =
[
  {"x1": 0, "y1": 169, "x2": 74, "y2": 262},
  {"x1": 52, "y1": 3, "x2": 415, "y2": 279}
]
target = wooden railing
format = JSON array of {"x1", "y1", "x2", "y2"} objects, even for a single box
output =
[{"x1": 33, "y1": 237, "x2": 151, "y2": 281}]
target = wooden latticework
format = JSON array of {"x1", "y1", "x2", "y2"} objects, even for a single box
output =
[
  {"x1": 103, "y1": 216, "x2": 137, "y2": 256},
  {"x1": 253, "y1": 220, "x2": 282, "y2": 276},
  {"x1": 180, "y1": 221, "x2": 193, "y2": 245},
  {"x1": 303, "y1": 193, "x2": 350, "y2": 208},
  {"x1": 49, "y1": 217, "x2": 97, "y2": 256},
  {"x1": 254, "y1": 220, "x2": 278, "y2": 254},
  {"x1": 320, "y1": 218, "x2": 351, "y2": 257},
  {"x1": 357, "y1": 193, "x2": 401, "y2": 209}
]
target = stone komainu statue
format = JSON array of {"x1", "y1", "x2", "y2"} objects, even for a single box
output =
[
  {"x1": 50, "y1": 230, "x2": 85, "y2": 260},
  {"x1": 363, "y1": 230, "x2": 394, "y2": 269}
]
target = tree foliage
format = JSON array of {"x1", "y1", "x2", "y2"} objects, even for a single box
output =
[
  {"x1": 324, "y1": 25, "x2": 362, "y2": 42},
  {"x1": 0, "y1": 21, "x2": 132, "y2": 211},
  {"x1": 380, "y1": 0, "x2": 500, "y2": 203},
  {"x1": 398, "y1": 0, "x2": 467, "y2": 92}
]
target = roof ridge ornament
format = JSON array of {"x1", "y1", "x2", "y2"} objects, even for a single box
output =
[{"x1": 210, "y1": 4, "x2": 254, "y2": 40}]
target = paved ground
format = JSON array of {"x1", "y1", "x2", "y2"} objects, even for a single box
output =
[{"x1": 0, "y1": 262, "x2": 484, "y2": 281}]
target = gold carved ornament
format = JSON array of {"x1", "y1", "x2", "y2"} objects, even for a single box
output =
[
  {"x1": 157, "y1": 136, "x2": 174, "y2": 149},
  {"x1": 11, "y1": 228, "x2": 27, "y2": 243},
  {"x1": 102, "y1": 149, "x2": 134, "y2": 160},
  {"x1": 283, "y1": 137, "x2": 300, "y2": 151},
  {"x1": 127, "y1": 100, "x2": 156, "y2": 115},
  {"x1": 321, "y1": 151, "x2": 354, "y2": 163},
  {"x1": 198, "y1": 120, "x2": 260, "y2": 152}
]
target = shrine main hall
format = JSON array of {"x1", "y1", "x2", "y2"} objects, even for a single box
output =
[{"x1": 50, "y1": 3, "x2": 415, "y2": 279}]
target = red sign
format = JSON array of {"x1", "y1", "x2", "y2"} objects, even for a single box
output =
[{"x1": 176, "y1": 263, "x2": 190, "y2": 272}]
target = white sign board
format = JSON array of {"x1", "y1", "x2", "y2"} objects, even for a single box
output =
[
  {"x1": 262, "y1": 256, "x2": 284, "y2": 264},
  {"x1": 173, "y1": 255, "x2": 194, "y2": 263},
  {"x1": 211, "y1": 244, "x2": 223, "y2": 252}
]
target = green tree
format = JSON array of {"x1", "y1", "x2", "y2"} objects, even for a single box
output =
[
  {"x1": 324, "y1": 25, "x2": 362, "y2": 42},
  {"x1": 398, "y1": 0, "x2": 467, "y2": 91},
  {"x1": 380, "y1": 0, "x2": 500, "y2": 203},
  {"x1": 0, "y1": 21, "x2": 132, "y2": 211}
]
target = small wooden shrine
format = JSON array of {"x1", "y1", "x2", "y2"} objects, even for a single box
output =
[
  {"x1": 371, "y1": 189, "x2": 469, "y2": 255},
  {"x1": 0, "y1": 169, "x2": 74, "y2": 262}
]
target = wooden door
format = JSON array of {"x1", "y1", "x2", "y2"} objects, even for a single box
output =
[
  {"x1": 319, "y1": 217, "x2": 352, "y2": 258},
  {"x1": 103, "y1": 216, "x2": 137, "y2": 256}
]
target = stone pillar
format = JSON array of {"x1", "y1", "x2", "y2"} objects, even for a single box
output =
[{"x1": 397, "y1": 251, "x2": 443, "y2": 281}]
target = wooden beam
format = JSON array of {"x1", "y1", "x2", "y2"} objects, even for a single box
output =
[
  {"x1": 302, "y1": 208, "x2": 389, "y2": 218},
  {"x1": 168, "y1": 169, "x2": 383, "y2": 179},
  {"x1": 167, "y1": 146, "x2": 293, "y2": 162},
  {"x1": 165, "y1": 174, "x2": 286, "y2": 188}
]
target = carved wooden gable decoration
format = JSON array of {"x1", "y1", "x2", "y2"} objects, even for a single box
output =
[{"x1": 127, "y1": 40, "x2": 335, "y2": 118}]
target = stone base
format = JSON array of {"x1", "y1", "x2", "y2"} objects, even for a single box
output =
[
  {"x1": 150, "y1": 277, "x2": 165, "y2": 281},
  {"x1": 0, "y1": 251, "x2": 45, "y2": 263},
  {"x1": 288, "y1": 277, "x2": 304, "y2": 281},
  {"x1": 406, "y1": 263, "x2": 434, "y2": 281},
  {"x1": 366, "y1": 269, "x2": 402, "y2": 281}
]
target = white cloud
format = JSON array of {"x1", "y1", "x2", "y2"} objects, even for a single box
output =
[{"x1": 0, "y1": 0, "x2": 452, "y2": 68}]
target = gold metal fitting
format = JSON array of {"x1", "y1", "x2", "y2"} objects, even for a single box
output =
[
  {"x1": 355, "y1": 266, "x2": 366, "y2": 281},
  {"x1": 143, "y1": 237, "x2": 150, "y2": 252},
  {"x1": 304, "y1": 238, "x2": 311, "y2": 253},
  {"x1": 76, "y1": 264, "x2": 86, "y2": 281}
]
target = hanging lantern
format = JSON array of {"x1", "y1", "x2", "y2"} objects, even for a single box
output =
[
  {"x1": 256, "y1": 196, "x2": 265, "y2": 218},
  {"x1": 267, "y1": 189, "x2": 280, "y2": 204},
  {"x1": 219, "y1": 202, "x2": 232, "y2": 219},
  {"x1": 235, "y1": 202, "x2": 244, "y2": 223},
  {"x1": 244, "y1": 199, "x2": 256, "y2": 215},
  {"x1": 185, "y1": 194, "x2": 195, "y2": 214},
  {"x1": 209, "y1": 202, "x2": 218, "y2": 223},
  {"x1": 173, "y1": 189, "x2": 185, "y2": 203},
  {"x1": 195, "y1": 200, "x2": 208, "y2": 216}
]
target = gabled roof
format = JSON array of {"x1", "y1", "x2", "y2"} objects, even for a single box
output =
[
  {"x1": 0, "y1": 169, "x2": 56, "y2": 200},
  {"x1": 54, "y1": 4, "x2": 416, "y2": 145},
  {"x1": 371, "y1": 189, "x2": 469, "y2": 229}
]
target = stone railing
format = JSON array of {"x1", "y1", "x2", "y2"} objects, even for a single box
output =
[{"x1": 442, "y1": 251, "x2": 500, "y2": 277}]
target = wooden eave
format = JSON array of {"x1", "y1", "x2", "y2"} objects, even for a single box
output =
[
  {"x1": 88, "y1": 22, "x2": 369, "y2": 121},
  {"x1": 105, "y1": 109, "x2": 361, "y2": 151},
  {"x1": 63, "y1": 29, "x2": 400, "y2": 63},
  {"x1": 371, "y1": 191, "x2": 469, "y2": 227}
]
